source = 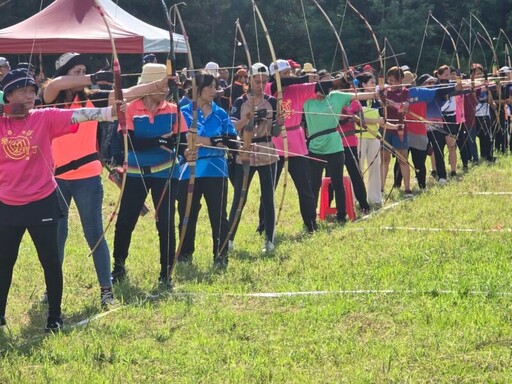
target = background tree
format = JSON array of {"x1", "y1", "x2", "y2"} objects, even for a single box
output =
[{"x1": 0, "y1": 0, "x2": 511, "y2": 82}]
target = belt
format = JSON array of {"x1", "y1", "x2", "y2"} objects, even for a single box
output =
[
  {"x1": 55, "y1": 152, "x2": 100, "y2": 176},
  {"x1": 307, "y1": 127, "x2": 338, "y2": 142},
  {"x1": 285, "y1": 124, "x2": 302, "y2": 132},
  {"x1": 126, "y1": 159, "x2": 176, "y2": 175},
  {"x1": 253, "y1": 136, "x2": 273, "y2": 143}
]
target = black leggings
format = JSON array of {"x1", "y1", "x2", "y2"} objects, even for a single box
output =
[
  {"x1": 229, "y1": 162, "x2": 277, "y2": 242},
  {"x1": 113, "y1": 176, "x2": 178, "y2": 276},
  {"x1": 343, "y1": 146, "x2": 370, "y2": 210},
  {"x1": 0, "y1": 224, "x2": 62, "y2": 318},
  {"x1": 393, "y1": 147, "x2": 428, "y2": 189},
  {"x1": 309, "y1": 151, "x2": 346, "y2": 220},
  {"x1": 177, "y1": 177, "x2": 230, "y2": 260}
]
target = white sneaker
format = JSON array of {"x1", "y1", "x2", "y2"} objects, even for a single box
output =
[
  {"x1": 228, "y1": 240, "x2": 234, "y2": 252},
  {"x1": 439, "y1": 178, "x2": 447, "y2": 186},
  {"x1": 262, "y1": 240, "x2": 275, "y2": 253}
]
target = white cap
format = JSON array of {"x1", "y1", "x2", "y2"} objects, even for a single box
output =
[
  {"x1": 205, "y1": 61, "x2": 219, "y2": 76},
  {"x1": 499, "y1": 66, "x2": 511, "y2": 73},
  {"x1": 55, "y1": 52, "x2": 81, "y2": 71},
  {"x1": 251, "y1": 62, "x2": 269, "y2": 77},
  {"x1": 269, "y1": 59, "x2": 291, "y2": 76}
]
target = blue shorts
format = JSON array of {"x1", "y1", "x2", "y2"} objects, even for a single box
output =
[{"x1": 383, "y1": 131, "x2": 408, "y2": 150}]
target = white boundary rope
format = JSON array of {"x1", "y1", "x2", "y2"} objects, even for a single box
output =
[
  {"x1": 348, "y1": 226, "x2": 512, "y2": 233},
  {"x1": 462, "y1": 192, "x2": 512, "y2": 195}
]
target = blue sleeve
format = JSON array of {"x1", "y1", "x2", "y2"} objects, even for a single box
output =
[
  {"x1": 409, "y1": 87, "x2": 436, "y2": 103},
  {"x1": 181, "y1": 103, "x2": 192, "y2": 127}
]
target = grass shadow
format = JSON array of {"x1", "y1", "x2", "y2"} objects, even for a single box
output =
[
  {"x1": 0, "y1": 298, "x2": 63, "y2": 357},
  {"x1": 174, "y1": 261, "x2": 219, "y2": 285}
]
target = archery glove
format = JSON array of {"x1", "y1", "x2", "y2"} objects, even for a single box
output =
[
  {"x1": 210, "y1": 136, "x2": 238, "y2": 150},
  {"x1": 90, "y1": 70, "x2": 114, "y2": 85},
  {"x1": 158, "y1": 136, "x2": 176, "y2": 150},
  {"x1": 271, "y1": 122, "x2": 282, "y2": 137}
]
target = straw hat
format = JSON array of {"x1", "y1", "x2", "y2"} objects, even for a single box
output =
[{"x1": 138, "y1": 63, "x2": 166, "y2": 84}]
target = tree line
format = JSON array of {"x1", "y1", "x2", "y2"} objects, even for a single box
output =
[{"x1": 1, "y1": 0, "x2": 512, "y2": 82}]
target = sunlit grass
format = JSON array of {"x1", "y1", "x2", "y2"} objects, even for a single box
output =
[{"x1": 2, "y1": 154, "x2": 512, "y2": 383}]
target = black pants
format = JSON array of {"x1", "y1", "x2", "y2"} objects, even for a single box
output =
[
  {"x1": 394, "y1": 147, "x2": 428, "y2": 189},
  {"x1": 258, "y1": 156, "x2": 317, "y2": 230},
  {"x1": 309, "y1": 151, "x2": 346, "y2": 221},
  {"x1": 428, "y1": 128, "x2": 448, "y2": 179},
  {"x1": 343, "y1": 146, "x2": 370, "y2": 210},
  {"x1": 494, "y1": 111, "x2": 508, "y2": 154},
  {"x1": 456, "y1": 124, "x2": 470, "y2": 167},
  {"x1": 0, "y1": 224, "x2": 62, "y2": 319},
  {"x1": 178, "y1": 177, "x2": 230, "y2": 260},
  {"x1": 476, "y1": 115, "x2": 494, "y2": 161},
  {"x1": 229, "y1": 162, "x2": 277, "y2": 242},
  {"x1": 113, "y1": 176, "x2": 178, "y2": 276}
]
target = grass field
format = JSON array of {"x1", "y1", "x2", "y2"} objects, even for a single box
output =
[{"x1": 1, "y1": 155, "x2": 512, "y2": 383}]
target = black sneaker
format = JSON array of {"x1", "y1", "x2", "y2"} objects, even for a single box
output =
[
  {"x1": 111, "y1": 263, "x2": 126, "y2": 284},
  {"x1": 213, "y1": 255, "x2": 228, "y2": 270},
  {"x1": 431, "y1": 170, "x2": 438, "y2": 178},
  {"x1": 100, "y1": 287, "x2": 115, "y2": 309},
  {"x1": 45, "y1": 316, "x2": 63, "y2": 333},
  {"x1": 450, "y1": 171, "x2": 457, "y2": 177},
  {"x1": 306, "y1": 221, "x2": 318, "y2": 233},
  {"x1": 336, "y1": 216, "x2": 347, "y2": 225},
  {"x1": 158, "y1": 275, "x2": 173, "y2": 290},
  {"x1": 0, "y1": 316, "x2": 6, "y2": 331}
]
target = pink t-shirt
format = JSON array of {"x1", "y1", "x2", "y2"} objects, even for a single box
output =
[
  {"x1": 265, "y1": 82, "x2": 316, "y2": 157},
  {"x1": 0, "y1": 108, "x2": 76, "y2": 205},
  {"x1": 455, "y1": 95, "x2": 465, "y2": 123},
  {"x1": 338, "y1": 100, "x2": 361, "y2": 148}
]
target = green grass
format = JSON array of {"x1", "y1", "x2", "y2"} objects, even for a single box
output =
[{"x1": 2, "y1": 156, "x2": 512, "y2": 383}]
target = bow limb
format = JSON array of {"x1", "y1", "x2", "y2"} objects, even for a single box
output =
[
  {"x1": 346, "y1": 1, "x2": 386, "y2": 174},
  {"x1": 155, "y1": 0, "x2": 181, "y2": 224},
  {"x1": 471, "y1": 13, "x2": 499, "y2": 76},
  {"x1": 310, "y1": 0, "x2": 349, "y2": 73},
  {"x1": 429, "y1": 13, "x2": 461, "y2": 72},
  {"x1": 216, "y1": 19, "x2": 253, "y2": 257},
  {"x1": 252, "y1": 1, "x2": 288, "y2": 225},
  {"x1": 380, "y1": 38, "x2": 418, "y2": 174},
  {"x1": 499, "y1": 29, "x2": 512, "y2": 68},
  {"x1": 171, "y1": 4, "x2": 197, "y2": 272},
  {"x1": 89, "y1": 1, "x2": 128, "y2": 257},
  {"x1": 346, "y1": 1, "x2": 383, "y2": 75},
  {"x1": 384, "y1": 38, "x2": 405, "y2": 136},
  {"x1": 471, "y1": 14, "x2": 502, "y2": 135},
  {"x1": 155, "y1": 0, "x2": 183, "y2": 285}
]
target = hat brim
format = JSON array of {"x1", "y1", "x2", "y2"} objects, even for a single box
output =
[
  {"x1": 3, "y1": 81, "x2": 38, "y2": 103},
  {"x1": 56, "y1": 54, "x2": 90, "y2": 77},
  {"x1": 419, "y1": 76, "x2": 436, "y2": 86}
]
